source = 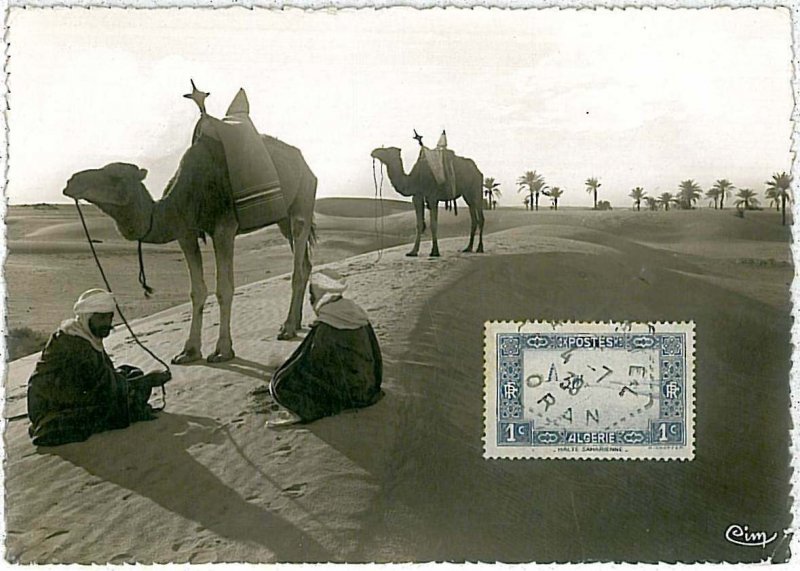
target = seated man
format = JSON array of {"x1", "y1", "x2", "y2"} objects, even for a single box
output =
[
  {"x1": 27, "y1": 289, "x2": 172, "y2": 447},
  {"x1": 269, "y1": 270, "x2": 383, "y2": 425}
]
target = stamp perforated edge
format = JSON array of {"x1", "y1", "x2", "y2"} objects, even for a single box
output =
[{"x1": 483, "y1": 320, "x2": 696, "y2": 461}]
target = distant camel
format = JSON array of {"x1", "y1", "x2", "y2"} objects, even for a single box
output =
[
  {"x1": 63, "y1": 133, "x2": 317, "y2": 364},
  {"x1": 371, "y1": 146, "x2": 484, "y2": 256}
]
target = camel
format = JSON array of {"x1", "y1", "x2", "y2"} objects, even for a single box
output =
[
  {"x1": 370, "y1": 146, "x2": 484, "y2": 256},
  {"x1": 63, "y1": 132, "x2": 317, "y2": 364}
]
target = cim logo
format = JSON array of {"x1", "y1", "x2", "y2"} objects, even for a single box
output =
[{"x1": 724, "y1": 524, "x2": 778, "y2": 548}]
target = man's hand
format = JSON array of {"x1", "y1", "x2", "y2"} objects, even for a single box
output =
[
  {"x1": 147, "y1": 370, "x2": 172, "y2": 387},
  {"x1": 130, "y1": 370, "x2": 172, "y2": 389}
]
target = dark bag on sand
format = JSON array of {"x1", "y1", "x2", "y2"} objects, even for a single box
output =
[{"x1": 116, "y1": 365, "x2": 157, "y2": 422}]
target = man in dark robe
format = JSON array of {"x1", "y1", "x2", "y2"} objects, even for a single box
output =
[
  {"x1": 269, "y1": 270, "x2": 383, "y2": 425},
  {"x1": 27, "y1": 289, "x2": 171, "y2": 447}
]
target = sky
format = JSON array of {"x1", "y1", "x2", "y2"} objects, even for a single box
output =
[{"x1": 6, "y1": 7, "x2": 793, "y2": 207}]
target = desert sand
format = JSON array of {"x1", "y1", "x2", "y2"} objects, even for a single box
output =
[{"x1": 3, "y1": 203, "x2": 793, "y2": 563}]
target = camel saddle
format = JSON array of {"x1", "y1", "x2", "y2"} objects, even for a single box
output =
[
  {"x1": 420, "y1": 147, "x2": 457, "y2": 201},
  {"x1": 195, "y1": 89, "x2": 287, "y2": 231}
]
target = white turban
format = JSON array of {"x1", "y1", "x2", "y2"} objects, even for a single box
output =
[
  {"x1": 310, "y1": 270, "x2": 347, "y2": 313},
  {"x1": 73, "y1": 289, "x2": 116, "y2": 315},
  {"x1": 311, "y1": 270, "x2": 347, "y2": 295}
]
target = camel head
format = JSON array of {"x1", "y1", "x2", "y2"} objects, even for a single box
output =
[
  {"x1": 370, "y1": 146, "x2": 402, "y2": 165},
  {"x1": 370, "y1": 146, "x2": 416, "y2": 197},
  {"x1": 64, "y1": 162, "x2": 155, "y2": 241}
]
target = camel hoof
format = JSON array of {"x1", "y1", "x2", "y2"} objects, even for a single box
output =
[
  {"x1": 172, "y1": 350, "x2": 202, "y2": 365},
  {"x1": 406, "y1": 252, "x2": 419, "y2": 258},
  {"x1": 277, "y1": 328, "x2": 297, "y2": 341},
  {"x1": 477, "y1": 247, "x2": 485, "y2": 254},
  {"x1": 462, "y1": 247, "x2": 473, "y2": 253},
  {"x1": 429, "y1": 251, "x2": 441, "y2": 258},
  {"x1": 207, "y1": 351, "x2": 235, "y2": 363}
]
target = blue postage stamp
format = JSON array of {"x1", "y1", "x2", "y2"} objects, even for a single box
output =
[{"x1": 484, "y1": 321, "x2": 695, "y2": 460}]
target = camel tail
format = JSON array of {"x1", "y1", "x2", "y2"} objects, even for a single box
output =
[
  {"x1": 279, "y1": 217, "x2": 317, "y2": 254},
  {"x1": 308, "y1": 219, "x2": 318, "y2": 250}
]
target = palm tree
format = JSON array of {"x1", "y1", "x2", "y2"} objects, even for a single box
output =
[
  {"x1": 678, "y1": 179, "x2": 702, "y2": 209},
  {"x1": 765, "y1": 187, "x2": 780, "y2": 212},
  {"x1": 629, "y1": 187, "x2": 646, "y2": 211},
  {"x1": 518, "y1": 171, "x2": 547, "y2": 212},
  {"x1": 658, "y1": 192, "x2": 676, "y2": 211},
  {"x1": 705, "y1": 187, "x2": 721, "y2": 209},
  {"x1": 483, "y1": 177, "x2": 502, "y2": 210},
  {"x1": 585, "y1": 177, "x2": 601, "y2": 209},
  {"x1": 711, "y1": 179, "x2": 735, "y2": 210},
  {"x1": 766, "y1": 172, "x2": 792, "y2": 226},
  {"x1": 547, "y1": 187, "x2": 564, "y2": 210},
  {"x1": 645, "y1": 196, "x2": 659, "y2": 211},
  {"x1": 735, "y1": 188, "x2": 759, "y2": 211}
]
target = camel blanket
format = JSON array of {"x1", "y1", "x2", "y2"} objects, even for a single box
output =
[
  {"x1": 421, "y1": 148, "x2": 457, "y2": 200},
  {"x1": 196, "y1": 104, "x2": 287, "y2": 231}
]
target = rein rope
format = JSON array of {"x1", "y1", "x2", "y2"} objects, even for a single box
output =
[
  {"x1": 137, "y1": 210, "x2": 155, "y2": 297},
  {"x1": 372, "y1": 158, "x2": 385, "y2": 264},
  {"x1": 74, "y1": 199, "x2": 169, "y2": 411}
]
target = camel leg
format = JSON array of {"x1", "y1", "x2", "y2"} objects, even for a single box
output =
[
  {"x1": 476, "y1": 207, "x2": 485, "y2": 253},
  {"x1": 208, "y1": 216, "x2": 238, "y2": 363},
  {"x1": 463, "y1": 205, "x2": 477, "y2": 253},
  {"x1": 278, "y1": 215, "x2": 313, "y2": 340},
  {"x1": 429, "y1": 201, "x2": 440, "y2": 257},
  {"x1": 172, "y1": 235, "x2": 207, "y2": 364},
  {"x1": 407, "y1": 194, "x2": 424, "y2": 257}
]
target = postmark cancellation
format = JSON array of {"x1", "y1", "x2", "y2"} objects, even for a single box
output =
[{"x1": 484, "y1": 321, "x2": 695, "y2": 461}]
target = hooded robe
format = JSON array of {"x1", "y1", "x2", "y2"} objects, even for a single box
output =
[
  {"x1": 27, "y1": 322, "x2": 153, "y2": 447},
  {"x1": 269, "y1": 296, "x2": 383, "y2": 423}
]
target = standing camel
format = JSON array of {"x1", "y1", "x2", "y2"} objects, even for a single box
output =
[
  {"x1": 370, "y1": 146, "x2": 484, "y2": 256},
  {"x1": 63, "y1": 131, "x2": 317, "y2": 364}
]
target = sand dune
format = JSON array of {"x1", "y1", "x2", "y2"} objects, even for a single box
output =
[
  {"x1": 314, "y1": 197, "x2": 414, "y2": 218},
  {"x1": 6, "y1": 199, "x2": 536, "y2": 334},
  {"x1": 3, "y1": 207, "x2": 792, "y2": 563}
]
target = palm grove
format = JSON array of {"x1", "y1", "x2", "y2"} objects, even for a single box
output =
[{"x1": 478, "y1": 171, "x2": 792, "y2": 225}]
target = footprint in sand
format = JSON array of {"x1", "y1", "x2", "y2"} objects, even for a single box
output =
[
  {"x1": 273, "y1": 444, "x2": 292, "y2": 458},
  {"x1": 282, "y1": 483, "x2": 307, "y2": 498},
  {"x1": 44, "y1": 530, "x2": 69, "y2": 540}
]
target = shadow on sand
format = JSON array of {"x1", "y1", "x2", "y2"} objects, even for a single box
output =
[
  {"x1": 180, "y1": 356, "x2": 279, "y2": 381},
  {"x1": 46, "y1": 412, "x2": 329, "y2": 562}
]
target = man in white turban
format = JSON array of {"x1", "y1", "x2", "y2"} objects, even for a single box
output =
[
  {"x1": 269, "y1": 269, "x2": 383, "y2": 425},
  {"x1": 27, "y1": 289, "x2": 171, "y2": 446}
]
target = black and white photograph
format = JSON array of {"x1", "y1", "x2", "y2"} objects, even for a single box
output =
[{"x1": 2, "y1": 4, "x2": 795, "y2": 564}]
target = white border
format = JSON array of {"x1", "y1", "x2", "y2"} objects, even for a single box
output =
[{"x1": 0, "y1": 1, "x2": 795, "y2": 566}]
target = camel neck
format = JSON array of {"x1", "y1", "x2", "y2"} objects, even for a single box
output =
[
  {"x1": 382, "y1": 154, "x2": 413, "y2": 197},
  {"x1": 138, "y1": 194, "x2": 178, "y2": 244}
]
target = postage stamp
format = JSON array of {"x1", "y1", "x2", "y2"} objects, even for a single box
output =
[{"x1": 484, "y1": 321, "x2": 695, "y2": 460}]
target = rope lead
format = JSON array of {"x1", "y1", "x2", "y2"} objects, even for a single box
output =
[
  {"x1": 137, "y1": 241, "x2": 154, "y2": 297},
  {"x1": 372, "y1": 158, "x2": 385, "y2": 264},
  {"x1": 73, "y1": 199, "x2": 168, "y2": 411}
]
